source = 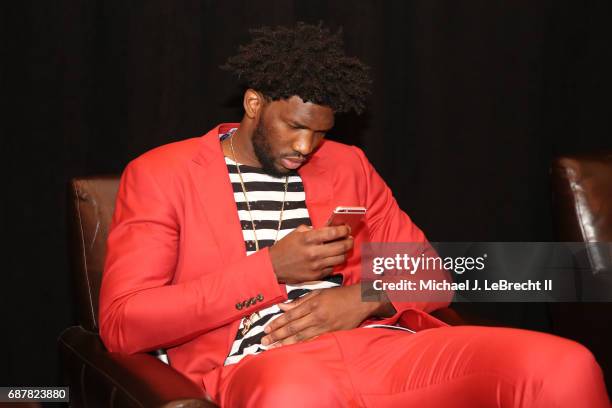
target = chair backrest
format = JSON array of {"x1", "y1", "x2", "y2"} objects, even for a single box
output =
[
  {"x1": 552, "y1": 152, "x2": 612, "y2": 243},
  {"x1": 551, "y1": 152, "x2": 612, "y2": 298},
  {"x1": 69, "y1": 176, "x2": 120, "y2": 331},
  {"x1": 550, "y1": 152, "x2": 612, "y2": 392}
]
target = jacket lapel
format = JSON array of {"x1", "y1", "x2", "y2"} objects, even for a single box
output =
[
  {"x1": 299, "y1": 148, "x2": 334, "y2": 228},
  {"x1": 191, "y1": 124, "x2": 246, "y2": 264},
  {"x1": 190, "y1": 125, "x2": 335, "y2": 265}
]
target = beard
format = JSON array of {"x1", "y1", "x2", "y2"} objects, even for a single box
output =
[{"x1": 252, "y1": 118, "x2": 298, "y2": 178}]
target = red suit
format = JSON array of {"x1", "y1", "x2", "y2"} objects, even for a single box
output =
[{"x1": 100, "y1": 123, "x2": 610, "y2": 407}]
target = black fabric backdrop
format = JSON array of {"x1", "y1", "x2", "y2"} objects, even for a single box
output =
[{"x1": 2, "y1": 0, "x2": 611, "y2": 388}]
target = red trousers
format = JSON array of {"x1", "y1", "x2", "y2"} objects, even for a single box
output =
[{"x1": 202, "y1": 326, "x2": 610, "y2": 407}]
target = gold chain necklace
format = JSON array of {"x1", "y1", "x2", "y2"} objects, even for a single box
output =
[
  {"x1": 228, "y1": 130, "x2": 289, "y2": 336},
  {"x1": 228, "y1": 130, "x2": 289, "y2": 252}
]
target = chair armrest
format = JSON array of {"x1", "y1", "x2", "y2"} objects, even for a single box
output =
[
  {"x1": 58, "y1": 326, "x2": 217, "y2": 408},
  {"x1": 431, "y1": 304, "x2": 502, "y2": 327}
]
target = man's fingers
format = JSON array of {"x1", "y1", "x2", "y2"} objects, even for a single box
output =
[
  {"x1": 313, "y1": 237, "x2": 354, "y2": 261},
  {"x1": 262, "y1": 313, "x2": 316, "y2": 345},
  {"x1": 317, "y1": 254, "x2": 348, "y2": 270},
  {"x1": 320, "y1": 266, "x2": 334, "y2": 277},
  {"x1": 265, "y1": 292, "x2": 320, "y2": 333},
  {"x1": 305, "y1": 225, "x2": 350, "y2": 244},
  {"x1": 267, "y1": 326, "x2": 322, "y2": 348},
  {"x1": 306, "y1": 240, "x2": 352, "y2": 278}
]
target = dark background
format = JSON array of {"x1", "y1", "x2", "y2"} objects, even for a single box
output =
[{"x1": 3, "y1": 0, "x2": 611, "y2": 390}]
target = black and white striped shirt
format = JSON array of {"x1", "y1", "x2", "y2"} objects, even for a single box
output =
[
  {"x1": 226, "y1": 157, "x2": 311, "y2": 255},
  {"x1": 221, "y1": 131, "x2": 342, "y2": 366},
  {"x1": 220, "y1": 130, "x2": 414, "y2": 366}
]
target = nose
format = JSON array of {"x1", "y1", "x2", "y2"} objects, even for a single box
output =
[{"x1": 291, "y1": 132, "x2": 320, "y2": 157}]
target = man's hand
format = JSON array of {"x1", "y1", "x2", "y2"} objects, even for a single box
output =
[
  {"x1": 261, "y1": 285, "x2": 393, "y2": 348},
  {"x1": 269, "y1": 225, "x2": 353, "y2": 284}
]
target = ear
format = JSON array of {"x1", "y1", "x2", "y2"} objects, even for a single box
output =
[{"x1": 243, "y1": 89, "x2": 265, "y2": 119}]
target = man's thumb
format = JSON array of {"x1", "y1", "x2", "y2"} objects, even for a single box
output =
[{"x1": 295, "y1": 224, "x2": 313, "y2": 232}]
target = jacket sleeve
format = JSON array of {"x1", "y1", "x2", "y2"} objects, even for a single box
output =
[
  {"x1": 99, "y1": 159, "x2": 287, "y2": 354},
  {"x1": 351, "y1": 146, "x2": 452, "y2": 323}
]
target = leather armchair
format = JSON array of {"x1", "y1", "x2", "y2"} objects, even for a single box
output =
[
  {"x1": 550, "y1": 152, "x2": 612, "y2": 392},
  {"x1": 58, "y1": 176, "x2": 490, "y2": 407},
  {"x1": 59, "y1": 177, "x2": 215, "y2": 407}
]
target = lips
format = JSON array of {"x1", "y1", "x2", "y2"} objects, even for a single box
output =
[{"x1": 280, "y1": 157, "x2": 306, "y2": 170}]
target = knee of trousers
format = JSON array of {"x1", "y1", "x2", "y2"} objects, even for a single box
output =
[
  {"x1": 507, "y1": 331, "x2": 600, "y2": 379},
  {"x1": 530, "y1": 337, "x2": 608, "y2": 407},
  {"x1": 486, "y1": 329, "x2": 607, "y2": 407},
  {"x1": 220, "y1": 351, "x2": 351, "y2": 408}
]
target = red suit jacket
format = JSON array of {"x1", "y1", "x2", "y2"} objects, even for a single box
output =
[{"x1": 99, "y1": 123, "x2": 450, "y2": 388}]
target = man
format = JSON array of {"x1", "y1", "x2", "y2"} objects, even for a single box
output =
[{"x1": 100, "y1": 23, "x2": 610, "y2": 407}]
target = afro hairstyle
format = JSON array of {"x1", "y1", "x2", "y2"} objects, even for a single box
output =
[{"x1": 221, "y1": 22, "x2": 372, "y2": 114}]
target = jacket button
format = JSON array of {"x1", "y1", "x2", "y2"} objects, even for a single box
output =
[
  {"x1": 248, "y1": 297, "x2": 256, "y2": 306},
  {"x1": 256, "y1": 293, "x2": 264, "y2": 301},
  {"x1": 236, "y1": 302, "x2": 243, "y2": 310}
]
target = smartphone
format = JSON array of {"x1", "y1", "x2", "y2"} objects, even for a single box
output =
[{"x1": 326, "y1": 206, "x2": 367, "y2": 233}]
